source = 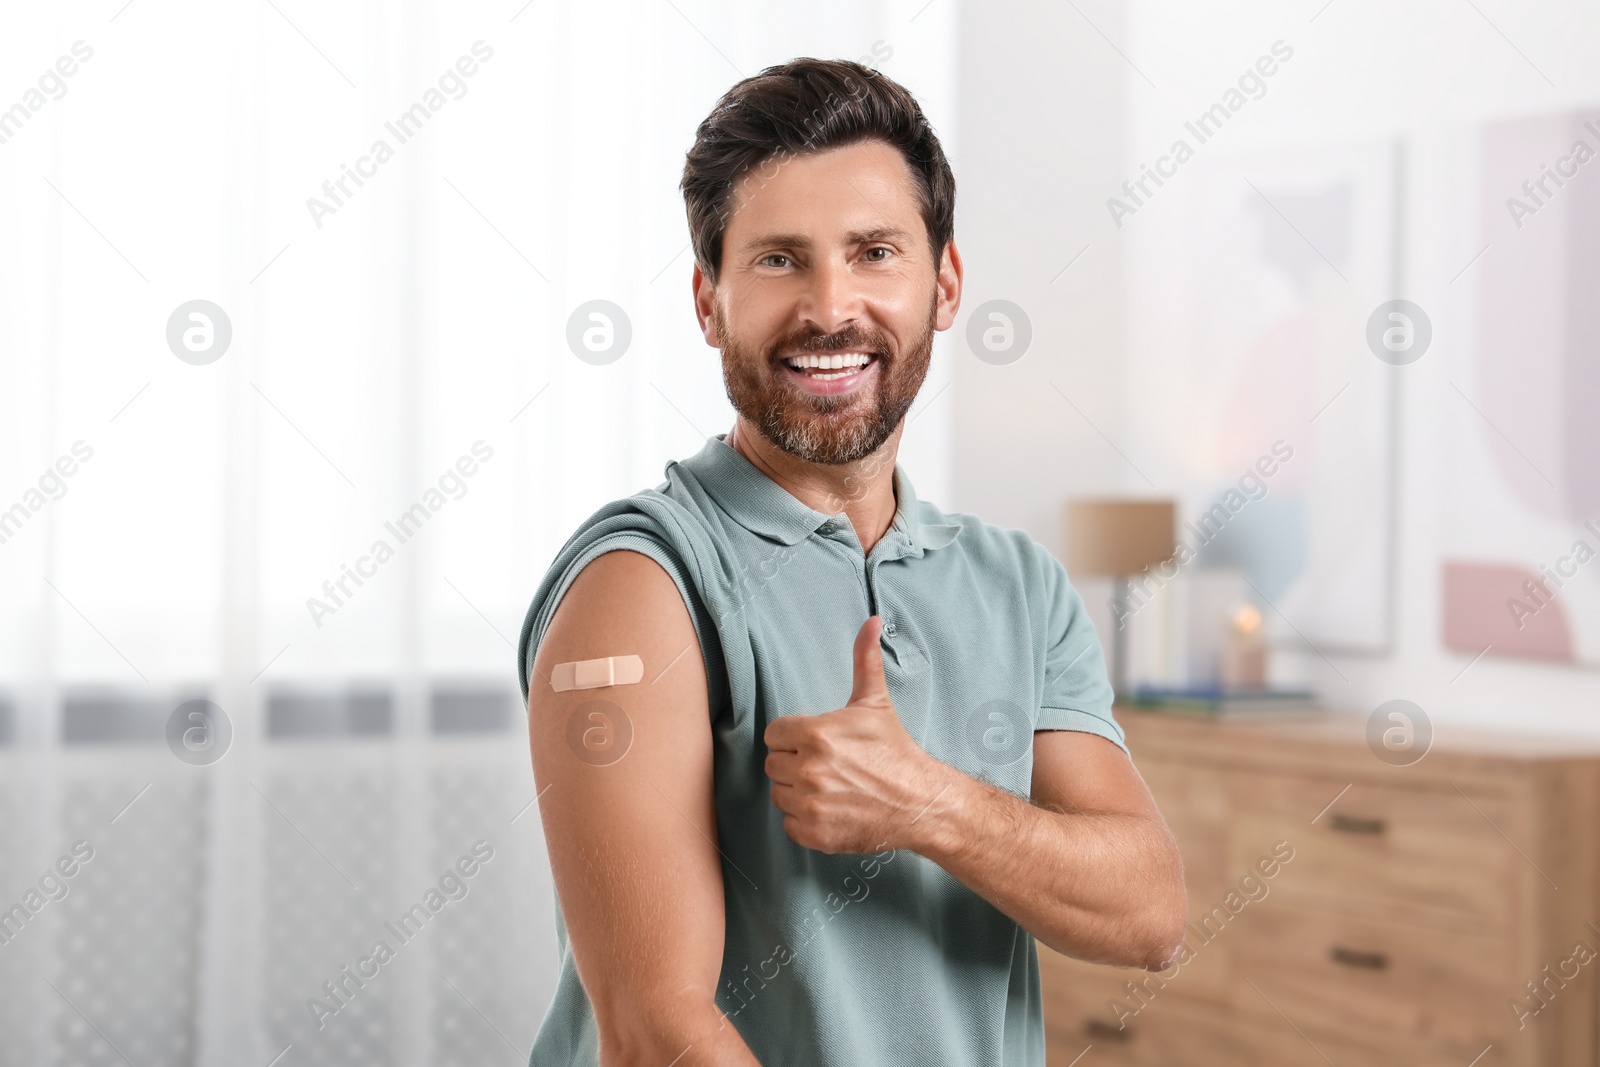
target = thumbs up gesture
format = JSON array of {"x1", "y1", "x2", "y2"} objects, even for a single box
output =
[{"x1": 764, "y1": 616, "x2": 941, "y2": 855}]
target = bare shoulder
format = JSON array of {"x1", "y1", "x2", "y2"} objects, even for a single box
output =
[
  {"x1": 535, "y1": 548, "x2": 699, "y2": 664},
  {"x1": 528, "y1": 546, "x2": 709, "y2": 780}
]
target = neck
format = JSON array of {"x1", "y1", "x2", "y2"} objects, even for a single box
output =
[{"x1": 725, "y1": 417, "x2": 902, "y2": 556}]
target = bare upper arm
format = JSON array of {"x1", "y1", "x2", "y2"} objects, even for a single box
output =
[
  {"x1": 527, "y1": 549, "x2": 724, "y2": 1042},
  {"x1": 1029, "y1": 729, "x2": 1163, "y2": 820}
]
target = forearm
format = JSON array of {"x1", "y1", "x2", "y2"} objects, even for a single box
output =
[
  {"x1": 599, "y1": 996, "x2": 762, "y2": 1067},
  {"x1": 907, "y1": 759, "x2": 1186, "y2": 970}
]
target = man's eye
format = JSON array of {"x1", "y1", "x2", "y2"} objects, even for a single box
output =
[
  {"x1": 864, "y1": 247, "x2": 892, "y2": 262},
  {"x1": 761, "y1": 254, "x2": 792, "y2": 268}
]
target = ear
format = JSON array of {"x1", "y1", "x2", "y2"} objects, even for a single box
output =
[
  {"x1": 933, "y1": 238, "x2": 963, "y2": 332},
  {"x1": 693, "y1": 262, "x2": 720, "y2": 347}
]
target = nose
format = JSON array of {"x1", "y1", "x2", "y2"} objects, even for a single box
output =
[{"x1": 796, "y1": 253, "x2": 864, "y2": 338}]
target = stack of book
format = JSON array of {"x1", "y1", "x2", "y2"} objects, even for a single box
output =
[{"x1": 1124, "y1": 684, "x2": 1321, "y2": 719}]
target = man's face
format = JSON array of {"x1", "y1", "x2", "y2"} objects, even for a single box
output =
[{"x1": 696, "y1": 139, "x2": 960, "y2": 465}]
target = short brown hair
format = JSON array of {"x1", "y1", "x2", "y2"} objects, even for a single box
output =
[{"x1": 681, "y1": 57, "x2": 956, "y2": 287}]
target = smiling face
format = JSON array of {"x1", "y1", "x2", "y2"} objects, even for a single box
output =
[{"x1": 696, "y1": 138, "x2": 960, "y2": 466}]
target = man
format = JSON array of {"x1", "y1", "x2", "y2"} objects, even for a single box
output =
[{"x1": 518, "y1": 57, "x2": 1186, "y2": 1066}]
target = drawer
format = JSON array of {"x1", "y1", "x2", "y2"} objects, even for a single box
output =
[
  {"x1": 1038, "y1": 920, "x2": 1231, "y2": 1011},
  {"x1": 1038, "y1": 945, "x2": 1163, "y2": 1043},
  {"x1": 1041, "y1": 961, "x2": 1509, "y2": 1067},
  {"x1": 1233, "y1": 901, "x2": 1513, "y2": 1055},
  {"x1": 1041, "y1": 963, "x2": 1263, "y2": 1067},
  {"x1": 1036, "y1": 941, "x2": 1227, "y2": 1047},
  {"x1": 1227, "y1": 773, "x2": 1517, "y2": 927}
]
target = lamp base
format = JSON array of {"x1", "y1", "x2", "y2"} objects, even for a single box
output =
[{"x1": 1110, "y1": 575, "x2": 1130, "y2": 701}]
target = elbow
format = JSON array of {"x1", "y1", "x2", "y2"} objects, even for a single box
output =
[
  {"x1": 1134, "y1": 854, "x2": 1189, "y2": 972},
  {"x1": 596, "y1": 995, "x2": 724, "y2": 1067},
  {"x1": 1136, "y1": 891, "x2": 1190, "y2": 972},
  {"x1": 1036, "y1": 823, "x2": 1190, "y2": 971},
  {"x1": 1111, "y1": 847, "x2": 1189, "y2": 972},
  {"x1": 1095, "y1": 891, "x2": 1186, "y2": 973},
  {"x1": 1044, "y1": 873, "x2": 1189, "y2": 971},
  {"x1": 598, "y1": 1022, "x2": 678, "y2": 1067},
  {"x1": 595, "y1": 1003, "x2": 666, "y2": 1066}
]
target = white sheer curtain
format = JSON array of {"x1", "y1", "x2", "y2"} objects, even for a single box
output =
[
  {"x1": 0, "y1": 2, "x2": 955, "y2": 1064},
  {"x1": 0, "y1": 0, "x2": 957, "y2": 694}
]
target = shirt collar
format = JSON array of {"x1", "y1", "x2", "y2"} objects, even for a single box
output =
[{"x1": 674, "y1": 434, "x2": 962, "y2": 557}]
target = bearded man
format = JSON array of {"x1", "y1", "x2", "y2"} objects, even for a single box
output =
[{"x1": 517, "y1": 56, "x2": 1186, "y2": 1067}]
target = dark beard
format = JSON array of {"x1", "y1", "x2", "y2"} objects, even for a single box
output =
[{"x1": 715, "y1": 291, "x2": 937, "y2": 465}]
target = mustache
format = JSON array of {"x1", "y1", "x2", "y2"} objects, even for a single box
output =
[{"x1": 768, "y1": 325, "x2": 892, "y2": 362}]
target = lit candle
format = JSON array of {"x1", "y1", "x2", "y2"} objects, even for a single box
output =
[{"x1": 1221, "y1": 604, "x2": 1267, "y2": 691}]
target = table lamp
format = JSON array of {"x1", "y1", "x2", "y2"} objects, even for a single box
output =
[{"x1": 1064, "y1": 499, "x2": 1176, "y2": 700}]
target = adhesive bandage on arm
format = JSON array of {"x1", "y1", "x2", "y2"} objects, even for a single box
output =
[{"x1": 550, "y1": 655, "x2": 645, "y2": 692}]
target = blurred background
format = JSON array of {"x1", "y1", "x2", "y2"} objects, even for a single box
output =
[{"x1": 2, "y1": 0, "x2": 1598, "y2": 1064}]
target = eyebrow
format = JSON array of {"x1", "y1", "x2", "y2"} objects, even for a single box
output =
[{"x1": 737, "y1": 225, "x2": 911, "y2": 254}]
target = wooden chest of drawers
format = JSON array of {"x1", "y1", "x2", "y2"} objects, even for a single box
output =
[{"x1": 1040, "y1": 708, "x2": 1600, "y2": 1067}]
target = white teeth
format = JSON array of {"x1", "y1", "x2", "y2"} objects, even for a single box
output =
[{"x1": 783, "y1": 352, "x2": 873, "y2": 371}]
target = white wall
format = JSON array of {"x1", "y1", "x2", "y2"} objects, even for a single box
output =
[
  {"x1": 951, "y1": 0, "x2": 1128, "y2": 542},
  {"x1": 955, "y1": 0, "x2": 1600, "y2": 735}
]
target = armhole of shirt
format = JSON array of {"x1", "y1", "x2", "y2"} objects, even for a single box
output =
[
  {"x1": 527, "y1": 531, "x2": 731, "y2": 726},
  {"x1": 1033, "y1": 539, "x2": 1127, "y2": 755}
]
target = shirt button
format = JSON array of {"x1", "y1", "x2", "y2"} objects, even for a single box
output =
[{"x1": 884, "y1": 622, "x2": 897, "y2": 637}]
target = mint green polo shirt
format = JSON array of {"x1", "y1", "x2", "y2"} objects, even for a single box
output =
[{"x1": 517, "y1": 433, "x2": 1123, "y2": 1066}]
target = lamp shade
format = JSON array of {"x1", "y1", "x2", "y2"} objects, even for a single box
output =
[{"x1": 1064, "y1": 499, "x2": 1176, "y2": 577}]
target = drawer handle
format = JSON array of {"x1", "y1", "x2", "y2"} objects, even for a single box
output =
[
  {"x1": 1328, "y1": 813, "x2": 1386, "y2": 835},
  {"x1": 1329, "y1": 946, "x2": 1389, "y2": 970},
  {"x1": 1084, "y1": 1019, "x2": 1132, "y2": 1042}
]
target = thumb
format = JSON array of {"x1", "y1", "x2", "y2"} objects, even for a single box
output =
[{"x1": 848, "y1": 616, "x2": 892, "y2": 708}]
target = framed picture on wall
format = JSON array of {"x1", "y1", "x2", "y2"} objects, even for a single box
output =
[{"x1": 1439, "y1": 110, "x2": 1600, "y2": 667}]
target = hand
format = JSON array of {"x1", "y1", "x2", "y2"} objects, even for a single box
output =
[{"x1": 764, "y1": 616, "x2": 948, "y2": 854}]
